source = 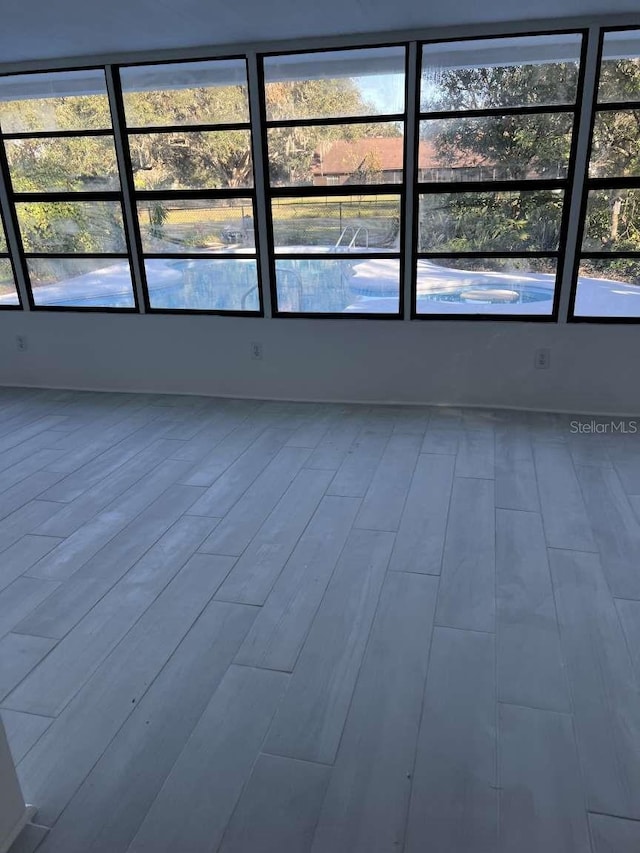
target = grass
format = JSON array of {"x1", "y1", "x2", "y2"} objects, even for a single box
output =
[
  {"x1": 157, "y1": 195, "x2": 399, "y2": 226},
  {"x1": 146, "y1": 197, "x2": 400, "y2": 251}
]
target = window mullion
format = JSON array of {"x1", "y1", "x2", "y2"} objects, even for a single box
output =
[
  {"x1": 247, "y1": 51, "x2": 273, "y2": 319},
  {"x1": 559, "y1": 26, "x2": 601, "y2": 323},
  {"x1": 404, "y1": 41, "x2": 419, "y2": 321},
  {"x1": 105, "y1": 64, "x2": 148, "y2": 313}
]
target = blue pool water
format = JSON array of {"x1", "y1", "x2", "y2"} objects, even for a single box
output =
[
  {"x1": 2, "y1": 255, "x2": 638, "y2": 317},
  {"x1": 146, "y1": 259, "x2": 260, "y2": 311}
]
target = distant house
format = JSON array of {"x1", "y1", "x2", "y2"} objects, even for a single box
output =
[
  {"x1": 310, "y1": 136, "x2": 495, "y2": 185},
  {"x1": 310, "y1": 136, "x2": 564, "y2": 184},
  {"x1": 311, "y1": 137, "x2": 405, "y2": 185}
]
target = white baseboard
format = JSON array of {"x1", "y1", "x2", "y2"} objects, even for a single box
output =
[{"x1": 1, "y1": 380, "x2": 638, "y2": 418}]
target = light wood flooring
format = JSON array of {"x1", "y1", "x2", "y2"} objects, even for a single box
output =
[{"x1": 0, "y1": 387, "x2": 639, "y2": 852}]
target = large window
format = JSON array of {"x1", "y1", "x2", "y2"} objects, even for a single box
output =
[
  {"x1": 414, "y1": 33, "x2": 584, "y2": 318},
  {"x1": 0, "y1": 69, "x2": 135, "y2": 309},
  {"x1": 573, "y1": 29, "x2": 640, "y2": 320},
  {"x1": 262, "y1": 46, "x2": 406, "y2": 315},
  {"x1": 0, "y1": 27, "x2": 638, "y2": 322},
  {"x1": 118, "y1": 59, "x2": 260, "y2": 313}
]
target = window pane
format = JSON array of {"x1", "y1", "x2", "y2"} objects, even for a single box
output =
[
  {"x1": 263, "y1": 47, "x2": 405, "y2": 121},
  {"x1": 590, "y1": 110, "x2": 640, "y2": 178},
  {"x1": 575, "y1": 259, "x2": 640, "y2": 317},
  {"x1": 413, "y1": 257, "x2": 556, "y2": 315},
  {"x1": 27, "y1": 257, "x2": 135, "y2": 307},
  {"x1": 267, "y1": 122, "x2": 403, "y2": 187},
  {"x1": 598, "y1": 30, "x2": 640, "y2": 103},
  {"x1": 137, "y1": 198, "x2": 254, "y2": 253},
  {"x1": 120, "y1": 60, "x2": 249, "y2": 127},
  {"x1": 418, "y1": 190, "x2": 564, "y2": 252},
  {"x1": 5, "y1": 136, "x2": 119, "y2": 192},
  {"x1": 16, "y1": 201, "x2": 126, "y2": 253},
  {"x1": 0, "y1": 258, "x2": 19, "y2": 305},
  {"x1": 582, "y1": 189, "x2": 640, "y2": 252},
  {"x1": 0, "y1": 224, "x2": 6, "y2": 252},
  {"x1": 145, "y1": 258, "x2": 259, "y2": 310},
  {"x1": 272, "y1": 195, "x2": 401, "y2": 252},
  {"x1": 129, "y1": 130, "x2": 253, "y2": 190},
  {"x1": 276, "y1": 257, "x2": 400, "y2": 313},
  {"x1": 419, "y1": 114, "x2": 573, "y2": 181},
  {"x1": 0, "y1": 69, "x2": 111, "y2": 133},
  {"x1": 421, "y1": 34, "x2": 581, "y2": 112}
]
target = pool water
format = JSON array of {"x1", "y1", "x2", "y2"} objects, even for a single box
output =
[
  {"x1": 147, "y1": 260, "x2": 260, "y2": 311},
  {"x1": 420, "y1": 284, "x2": 553, "y2": 304},
  {"x1": 3, "y1": 253, "x2": 637, "y2": 317}
]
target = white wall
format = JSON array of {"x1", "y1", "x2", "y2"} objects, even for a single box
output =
[{"x1": 1, "y1": 312, "x2": 636, "y2": 414}]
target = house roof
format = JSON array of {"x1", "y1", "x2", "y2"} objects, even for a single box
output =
[{"x1": 311, "y1": 136, "x2": 487, "y2": 175}]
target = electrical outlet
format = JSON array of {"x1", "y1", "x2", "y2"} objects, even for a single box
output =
[
  {"x1": 534, "y1": 348, "x2": 550, "y2": 369},
  {"x1": 251, "y1": 342, "x2": 263, "y2": 360},
  {"x1": 16, "y1": 335, "x2": 27, "y2": 352}
]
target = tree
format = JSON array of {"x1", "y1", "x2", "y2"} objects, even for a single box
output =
[
  {"x1": 2, "y1": 92, "x2": 123, "y2": 265},
  {"x1": 265, "y1": 78, "x2": 400, "y2": 186},
  {"x1": 418, "y1": 62, "x2": 578, "y2": 259},
  {"x1": 581, "y1": 57, "x2": 640, "y2": 281},
  {"x1": 419, "y1": 54, "x2": 640, "y2": 281},
  {"x1": 124, "y1": 77, "x2": 399, "y2": 190},
  {"x1": 125, "y1": 83, "x2": 253, "y2": 190},
  {"x1": 3, "y1": 74, "x2": 399, "y2": 269}
]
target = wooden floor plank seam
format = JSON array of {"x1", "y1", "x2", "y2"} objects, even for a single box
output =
[{"x1": 0, "y1": 390, "x2": 637, "y2": 852}]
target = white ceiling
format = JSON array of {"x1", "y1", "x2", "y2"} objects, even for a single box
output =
[{"x1": 0, "y1": 0, "x2": 638, "y2": 66}]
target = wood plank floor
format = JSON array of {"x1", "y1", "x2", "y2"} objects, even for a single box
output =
[{"x1": 1, "y1": 388, "x2": 639, "y2": 852}]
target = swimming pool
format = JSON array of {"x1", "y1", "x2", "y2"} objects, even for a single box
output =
[
  {"x1": 0, "y1": 258, "x2": 260, "y2": 311},
  {"x1": 1, "y1": 254, "x2": 639, "y2": 317},
  {"x1": 145, "y1": 259, "x2": 260, "y2": 311}
]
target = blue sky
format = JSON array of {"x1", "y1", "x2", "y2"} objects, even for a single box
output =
[{"x1": 357, "y1": 73, "x2": 405, "y2": 115}]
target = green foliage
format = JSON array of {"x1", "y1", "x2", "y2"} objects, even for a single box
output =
[
  {"x1": 578, "y1": 62, "x2": 640, "y2": 279},
  {"x1": 129, "y1": 128, "x2": 253, "y2": 190},
  {"x1": 7, "y1": 56, "x2": 640, "y2": 275},
  {"x1": 6, "y1": 136, "x2": 118, "y2": 192},
  {"x1": 597, "y1": 58, "x2": 640, "y2": 103},
  {"x1": 421, "y1": 63, "x2": 579, "y2": 112},
  {"x1": 265, "y1": 77, "x2": 401, "y2": 186},
  {"x1": 123, "y1": 84, "x2": 249, "y2": 127},
  {"x1": 265, "y1": 78, "x2": 373, "y2": 121},
  {"x1": 419, "y1": 191, "x2": 564, "y2": 253},
  {"x1": 0, "y1": 94, "x2": 121, "y2": 268},
  {"x1": 425, "y1": 112, "x2": 573, "y2": 181},
  {"x1": 126, "y1": 83, "x2": 253, "y2": 190},
  {"x1": 0, "y1": 93, "x2": 112, "y2": 133},
  {"x1": 590, "y1": 109, "x2": 640, "y2": 178},
  {"x1": 581, "y1": 256, "x2": 640, "y2": 284},
  {"x1": 4, "y1": 76, "x2": 397, "y2": 266},
  {"x1": 583, "y1": 189, "x2": 640, "y2": 251},
  {"x1": 148, "y1": 202, "x2": 168, "y2": 238},
  {"x1": 419, "y1": 62, "x2": 579, "y2": 253},
  {"x1": 419, "y1": 57, "x2": 640, "y2": 259},
  {"x1": 17, "y1": 200, "x2": 126, "y2": 260}
]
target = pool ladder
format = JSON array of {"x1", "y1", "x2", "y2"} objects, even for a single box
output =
[
  {"x1": 333, "y1": 225, "x2": 369, "y2": 251},
  {"x1": 240, "y1": 266, "x2": 303, "y2": 311}
]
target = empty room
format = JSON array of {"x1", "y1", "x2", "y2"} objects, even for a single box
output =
[{"x1": 0, "y1": 0, "x2": 639, "y2": 851}]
